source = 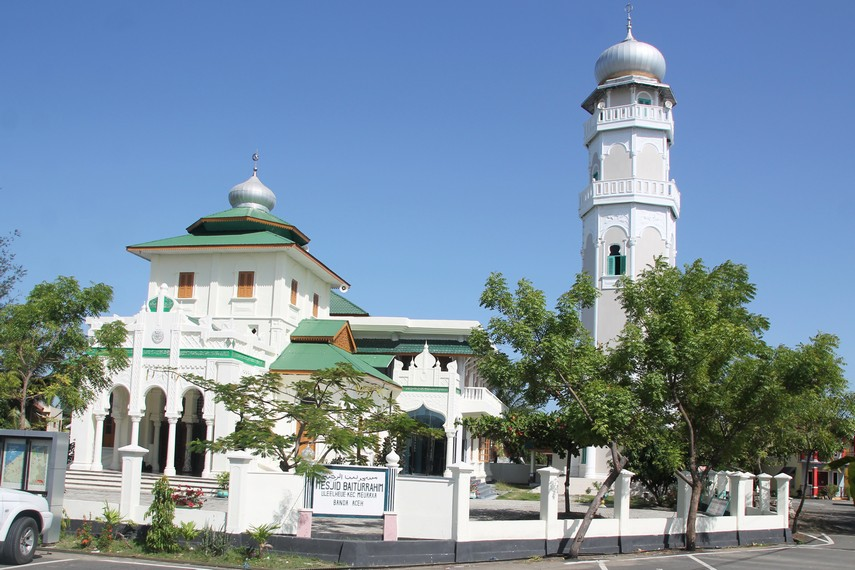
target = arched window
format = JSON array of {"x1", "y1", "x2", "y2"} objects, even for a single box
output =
[
  {"x1": 637, "y1": 91, "x2": 652, "y2": 105},
  {"x1": 607, "y1": 244, "x2": 626, "y2": 276}
]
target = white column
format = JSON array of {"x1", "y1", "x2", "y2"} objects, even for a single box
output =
[
  {"x1": 449, "y1": 463, "x2": 474, "y2": 542},
  {"x1": 110, "y1": 412, "x2": 127, "y2": 470},
  {"x1": 773, "y1": 473, "x2": 792, "y2": 528},
  {"x1": 583, "y1": 446, "x2": 597, "y2": 478},
  {"x1": 226, "y1": 451, "x2": 254, "y2": 534},
  {"x1": 537, "y1": 466, "x2": 561, "y2": 540},
  {"x1": 614, "y1": 469, "x2": 635, "y2": 536},
  {"x1": 201, "y1": 419, "x2": 214, "y2": 478},
  {"x1": 443, "y1": 431, "x2": 455, "y2": 477},
  {"x1": 675, "y1": 472, "x2": 691, "y2": 520},
  {"x1": 128, "y1": 414, "x2": 142, "y2": 447},
  {"x1": 163, "y1": 415, "x2": 179, "y2": 476},
  {"x1": 182, "y1": 416, "x2": 196, "y2": 473},
  {"x1": 119, "y1": 445, "x2": 149, "y2": 519},
  {"x1": 151, "y1": 419, "x2": 162, "y2": 472},
  {"x1": 757, "y1": 473, "x2": 773, "y2": 514},
  {"x1": 92, "y1": 413, "x2": 106, "y2": 472}
]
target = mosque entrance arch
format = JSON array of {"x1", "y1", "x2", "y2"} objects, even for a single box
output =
[{"x1": 403, "y1": 405, "x2": 446, "y2": 476}]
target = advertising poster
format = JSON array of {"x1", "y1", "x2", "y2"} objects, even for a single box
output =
[{"x1": 1, "y1": 439, "x2": 27, "y2": 489}]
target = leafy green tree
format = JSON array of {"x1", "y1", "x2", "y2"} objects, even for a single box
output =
[
  {"x1": 471, "y1": 272, "x2": 657, "y2": 558},
  {"x1": 184, "y1": 363, "x2": 440, "y2": 476},
  {"x1": 610, "y1": 259, "x2": 853, "y2": 550},
  {"x1": 0, "y1": 276, "x2": 128, "y2": 429},
  {"x1": 0, "y1": 231, "x2": 25, "y2": 308},
  {"x1": 767, "y1": 334, "x2": 855, "y2": 533}
]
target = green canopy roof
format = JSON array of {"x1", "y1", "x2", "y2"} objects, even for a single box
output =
[
  {"x1": 291, "y1": 319, "x2": 350, "y2": 339},
  {"x1": 270, "y1": 343, "x2": 397, "y2": 386},
  {"x1": 329, "y1": 291, "x2": 369, "y2": 316},
  {"x1": 186, "y1": 207, "x2": 310, "y2": 246}
]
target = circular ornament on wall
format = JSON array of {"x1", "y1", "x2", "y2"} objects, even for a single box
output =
[{"x1": 152, "y1": 329, "x2": 165, "y2": 344}]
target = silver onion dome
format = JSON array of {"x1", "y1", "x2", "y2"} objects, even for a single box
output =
[
  {"x1": 594, "y1": 26, "x2": 666, "y2": 85},
  {"x1": 228, "y1": 173, "x2": 277, "y2": 212}
]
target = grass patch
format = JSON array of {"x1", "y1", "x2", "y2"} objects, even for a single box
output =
[
  {"x1": 494, "y1": 482, "x2": 540, "y2": 501},
  {"x1": 52, "y1": 534, "x2": 335, "y2": 569}
]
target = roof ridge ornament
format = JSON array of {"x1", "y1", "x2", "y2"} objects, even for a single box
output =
[
  {"x1": 252, "y1": 151, "x2": 259, "y2": 177},
  {"x1": 625, "y1": 2, "x2": 634, "y2": 40}
]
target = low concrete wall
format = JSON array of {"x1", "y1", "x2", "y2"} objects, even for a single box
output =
[
  {"x1": 486, "y1": 462, "x2": 542, "y2": 485},
  {"x1": 397, "y1": 475, "x2": 453, "y2": 539}
]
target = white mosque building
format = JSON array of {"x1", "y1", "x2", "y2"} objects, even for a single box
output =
[
  {"x1": 69, "y1": 157, "x2": 504, "y2": 479},
  {"x1": 70, "y1": 9, "x2": 680, "y2": 490}
]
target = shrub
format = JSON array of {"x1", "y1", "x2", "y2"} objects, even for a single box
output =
[
  {"x1": 171, "y1": 486, "x2": 205, "y2": 508},
  {"x1": 247, "y1": 523, "x2": 278, "y2": 558},
  {"x1": 144, "y1": 476, "x2": 179, "y2": 552}
]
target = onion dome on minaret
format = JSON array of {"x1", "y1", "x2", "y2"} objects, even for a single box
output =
[
  {"x1": 594, "y1": 4, "x2": 666, "y2": 84},
  {"x1": 228, "y1": 152, "x2": 277, "y2": 212}
]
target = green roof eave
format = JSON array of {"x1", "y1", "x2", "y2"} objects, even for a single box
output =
[
  {"x1": 291, "y1": 319, "x2": 350, "y2": 339},
  {"x1": 128, "y1": 230, "x2": 296, "y2": 250},
  {"x1": 186, "y1": 208, "x2": 310, "y2": 246},
  {"x1": 269, "y1": 343, "x2": 398, "y2": 387},
  {"x1": 354, "y1": 338, "x2": 475, "y2": 356},
  {"x1": 358, "y1": 354, "x2": 395, "y2": 368}
]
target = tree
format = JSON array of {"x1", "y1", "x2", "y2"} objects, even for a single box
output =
[
  {"x1": 611, "y1": 259, "x2": 844, "y2": 550},
  {"x1": 0, "y1": 276, "x2": 128, "y2": 429},
  {"x1": 767, "y1": 334, "x2": 855, "y2": 533},
  {"x1": 0, "y1": 230, "x2": 25, "y2": 308},
  {"x1": 471, "y1": 272, "x2": 656, "y2": 558},
  {"x1": 184, "y1": 363, "x2": 440, "y2": 476}
]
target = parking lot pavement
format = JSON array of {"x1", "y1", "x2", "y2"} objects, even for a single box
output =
[{"x1": 5, "y1": 550, "x2": 223, "y2": 569}]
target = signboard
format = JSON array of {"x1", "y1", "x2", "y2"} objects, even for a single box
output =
[
  {"x1": 312, "y1": 465, "x2": 389, "y2": 518},
  {"x1": 706, "y1": 496, "x2": 729, "y2": 516}
]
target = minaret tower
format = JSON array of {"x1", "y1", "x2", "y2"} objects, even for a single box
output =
[{"x1": 579, "y1": 5, "x2": 680, "y2": 343}]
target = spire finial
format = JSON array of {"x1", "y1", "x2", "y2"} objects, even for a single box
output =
[
  {"x1": 252, "y1": 151, "x2": 259, "y2": 176},
  {"x1": 625, "y1": 2, "x2": 634, "y2": 40}
]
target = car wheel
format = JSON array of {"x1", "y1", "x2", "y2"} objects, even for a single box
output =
[{"x1": 2, "y1": 517, "x2": 38, "y2": 565}]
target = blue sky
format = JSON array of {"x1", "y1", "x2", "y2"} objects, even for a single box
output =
[{"x1": 2, "y1": 1, "x2": 853, "y2": 381}]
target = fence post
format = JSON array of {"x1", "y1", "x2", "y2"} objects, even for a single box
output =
[
  {"x1": 773, "y1": 473, "x2": 792, "y2": 528},
  {"x1": 676, "y1": 471, "x2": 691, "y2": 520},
  {"x1": 383, "y1": 450, "x2": 400, "y2": 541},
  {"x1": 757, "y1": 473, "x2": 773, "y2": 514},
  {"x1": 537, "y1": 466, "x2": 561, "y2": 539},
  {"x1": 226, "y1": 451, "x2": 254, "y2": 534},
  {"x1": 449, "y1": 463, "x2": 474, "y2": 542},
  {"x1": 614, "y1": 469, "x2": 634, "y2": 532},
  {"x1": 119, "y1": 444, "x2": 148, "y2": 520}
]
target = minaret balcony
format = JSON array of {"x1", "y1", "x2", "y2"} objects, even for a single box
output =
[
  {"x1": 584, "y1": 103, "x2": 674, "y2": 145},
  {"x1": 579, "y1": 178, "x2": 680, "y2": 217}
]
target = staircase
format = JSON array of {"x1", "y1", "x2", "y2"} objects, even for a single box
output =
[
  {"x1": 472, "y1": 479, "x2": 498, "y2": 500},
  {"x1": 65, "y1": 470, "x2": 219, "y2": 495}
]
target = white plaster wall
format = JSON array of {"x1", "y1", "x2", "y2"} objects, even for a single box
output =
[
  {"x1": 146, "y1": 251, "x2": 334, "y2": 348},
  {"x1": 396, "y1": 475, "x2": 453, "y2": 539},
  {"x1": 636, "y1": 143, "x2": 664, "y2": 180},
  {"x1": 239, "y1": 470, "x2": 305, "y2": 534},
  {"x1": 635, "y1": 225, "x2": 666, "y2": 275},
  {"x1": 603, "y1": 144, "x2": 631, "y2": 180}
]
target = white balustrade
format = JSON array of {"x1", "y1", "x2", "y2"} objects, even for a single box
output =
[
  {"x1": 579, "y1": 178, "x2": 681, "y2": 216},
  {"x1": 584, "y1": 103, "x2": 674, "y2": 142}
]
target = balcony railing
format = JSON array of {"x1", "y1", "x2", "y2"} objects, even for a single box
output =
[
  {"x1": 579, "y1": 178, "x2": 680, "y2": 217},
  {"x1": 460, "y1": 387, "x2": 506, "y2": 416},
  {"x1": 584, "y1": 103, "x2": 674, "y2": 143}
]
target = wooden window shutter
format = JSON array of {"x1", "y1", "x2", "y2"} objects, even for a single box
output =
[
  {"x1": 290, "y1": 279, "x2": 298, "y2": 305},
  {"x1": 178, "y1": 272, "x2": 194, "y2": 298},
  {"x1": 312, "y1": 293, "x2": 319, "y2": 317},
  {"x1": 237, "y1": 271, "x2": 255, "y2": 298}
]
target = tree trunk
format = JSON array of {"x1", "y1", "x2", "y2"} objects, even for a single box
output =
[
  {"x1": 684, "y1": 476, "x2": 703, "y2": 551},
  {"x1": 18, "y1": 373, "x2": 30, "y2": 430},
  {"x1": 567, "y1": 451, "x2": 627, "y2": 559},
  {"x1": 792, "y1": 455, "x2": 812, "y2": 534},
  {"x1": 564, "y1": 447, "x2": 571, "y2": 515}
]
